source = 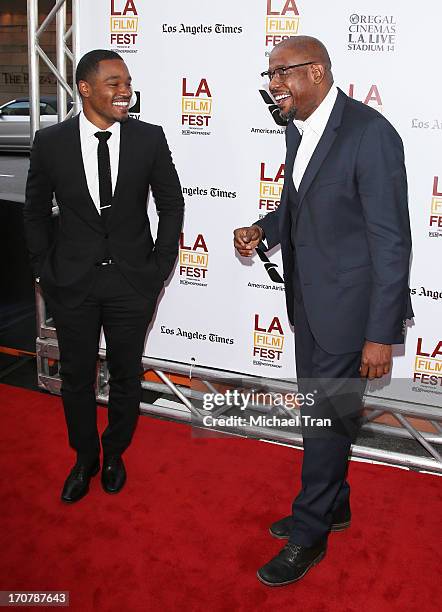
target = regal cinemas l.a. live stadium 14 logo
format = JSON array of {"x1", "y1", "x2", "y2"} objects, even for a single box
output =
[
  {"x1": 258, "y1": 161, "x2": 285, "y2": 218},
  {"x1": 429, "y1": 176, "x2": 442, "y2": 237},
  {"x1": 347, "y1": 14, "x2": 396, "y2": 53},
  {"x1": 265, "y1": 0, "x2": 299, "y2": 50},
  {"x1": 181, "y1": 78, "x2": 212, "y2": 135},
  {"x1": 413, "y1": 338, "x2": 442, "y2": 391},
  {"x1": 179, "y1": 232, "x2": 209, "y2": 286},
  {"x1": 110, "y1": 0, "x2": 139, "y2": 49},
  {"x1": 253, "y1": 314, "x2": 284, "y2": 368},
  {"x1": 348, "y1": 83, "x2": 383, "y2": 113}
]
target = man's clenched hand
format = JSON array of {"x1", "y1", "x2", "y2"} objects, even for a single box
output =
[
  {"x1": 360, "y1": 341, "x2": 392, "y2": 379},
  {"x1": 234, "y1": 225, "x2": 263, "y2": 257}
]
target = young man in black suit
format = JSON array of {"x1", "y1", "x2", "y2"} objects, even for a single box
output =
[
  {"x1": 24, "y1": 49, "x2": 184, "y2": 503},
  {"x1": 234, "y1": 36, "x2": 413, "y2": 586}
]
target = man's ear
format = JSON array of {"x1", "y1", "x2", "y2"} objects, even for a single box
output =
[
  {"x1": 311, "y1": 64, "x2": 325, "y2": 85},
  {"x1": 78, "y1": 80, "x2": 90, "y2": 98}
]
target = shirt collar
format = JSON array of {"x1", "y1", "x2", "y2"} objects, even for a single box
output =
[
  {"x1": 293, "y1": 85, "x2": 338, "y2": 136},
  {"x1": 79, "y1": 111, "x2": 120, "y2": 139}
]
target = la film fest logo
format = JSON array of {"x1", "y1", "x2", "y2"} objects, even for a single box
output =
[
  {"x1": 181, "y1": 78, "x2": 212, "y2": 135},
  {"x1": 429, "y1": 176, "x2": 442, "y2": 238},
  {"x1": 413, "y1": 338, "x2": 442, "y2": 391},
  {"x1": 253, "y1": 162, "x2": 285, "y2": 288},
  {"x1": 110, "y1": 0, "x2": 139, "y2": 49},
  {"x1": 253, "y1": 314, "x2": 284, "y2": 368},
  {"x1": 348, "y1": 13, "x2": 396, "y2": 52},
  {"x1": 265, "y1": 0, "x2": 300, "y2": 50},
  {"x1": 179, "y1": 232, "x2": 209, "y2": 286},
  {"x1": 258, "y1": 161, "x2": 285, "y2": 218},
  {"x1": 348, "y1": 83, "x2": 383, "y2": 113}
]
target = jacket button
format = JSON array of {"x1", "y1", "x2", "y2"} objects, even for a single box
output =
[{"x1": 104, "y1": 234, "x2": 109, "y2": 239}]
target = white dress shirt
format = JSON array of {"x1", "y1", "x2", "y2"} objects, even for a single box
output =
[
  {"x1": 79, "y1": 111, "x2": 121, "y2": 214},
  {"x1": 292, "y1": 85, "x2": 338, "y2": 190}
]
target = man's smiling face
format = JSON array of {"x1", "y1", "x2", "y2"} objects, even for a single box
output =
[
  {"x1": 268, "y1": 45, "x2": 320, "y2": 123},
  {"x1": 79, "y1": 59, "x2": 133, "y2": 128}
]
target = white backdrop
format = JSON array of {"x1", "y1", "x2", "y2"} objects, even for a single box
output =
[{"x1": 78, "y1": 0, "x2": 442, "y2": 408}]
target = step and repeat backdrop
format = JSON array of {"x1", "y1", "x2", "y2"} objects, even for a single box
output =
[{"x1": 78, "y1": 0, "x2": 441, "y2": 407}]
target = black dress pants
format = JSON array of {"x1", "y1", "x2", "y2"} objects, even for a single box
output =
[
  {"x1": 46, "y1": 264, "x2": 158, "y2": 465},
  {"x1": 290, "y1": 290, "x2": 367, "y2": 547}
]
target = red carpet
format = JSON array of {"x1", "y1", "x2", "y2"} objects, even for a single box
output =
[{"x1": 0, "y1": 383, "x2": 440, "y2": 611}]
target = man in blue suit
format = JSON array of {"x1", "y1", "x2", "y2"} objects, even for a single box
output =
[{"x1": 234, "y1": 36, "x2": 413, "y2": 586}]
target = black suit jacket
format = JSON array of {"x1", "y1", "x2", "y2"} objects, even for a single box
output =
[
  {"x1": 24, "y1": 115, "x2": 184, "y2": 307},
  {"x1": 255, "y1": 89, "x2": 413, "y2": 355}
]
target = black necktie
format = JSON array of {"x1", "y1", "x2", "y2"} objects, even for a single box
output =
[{"x1": 94, "y1": 131, "x2": 112, "y2": 222}]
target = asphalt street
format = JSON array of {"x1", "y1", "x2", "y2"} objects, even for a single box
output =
[{"x1": 0, "y1": 154, "x2": 30, "y2": 202}]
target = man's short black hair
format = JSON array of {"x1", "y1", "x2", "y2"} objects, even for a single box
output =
[{"x1": 75, "y1": 49, "x2": 123, "y2": 89}]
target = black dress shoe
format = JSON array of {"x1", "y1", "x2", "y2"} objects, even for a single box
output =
[
  {"x1": 61, "y1": 459, "x2": 100, "y2": 503},
  {"x1": 269, "y1": 502, "x2": 351, "y2": 539},
  {"x1": 101, "y1": 455, "x2": 126, "y2": 494},
  {"x1": 258, "y1": 540, "x2": 326, "y2": 586}
]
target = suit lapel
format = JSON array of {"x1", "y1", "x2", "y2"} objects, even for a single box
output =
[
  {"x1": 285, "y1": 121, "x2": 302, "y2": 178},
  {"x1": 296, "y1": 89, "x2": 346, "y2": 209},
  {"x1": 106, "y1": 118, "x2": 132, "y2": 228},
  {"x1": 63, "y1": 115, "x2": 103, "y2": 226},
  {"x1": 282, "y1": 121, "x2": 302, "y2": 215}
]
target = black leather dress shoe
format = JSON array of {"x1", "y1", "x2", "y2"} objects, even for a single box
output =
[
  {"x1": 269, "y1": 502, "x2": 351, "y2": 539},
  {"x1": 257, "y1": 541, "x2": 326, "y2": 586},
  {"x1": 61, "y1": 459, "x2": 100, "y2": 503},
  {"x1": 101, "y1": 455, "x2": 126, "y2": 494}
]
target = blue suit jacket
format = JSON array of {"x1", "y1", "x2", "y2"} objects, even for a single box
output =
[{"x1": 255, "y1": 88, "x2": 413, "y2": 355}]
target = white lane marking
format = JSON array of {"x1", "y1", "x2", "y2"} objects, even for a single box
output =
[{"x1": 0, "y1": 174, "x2": 14, "y2": 177}]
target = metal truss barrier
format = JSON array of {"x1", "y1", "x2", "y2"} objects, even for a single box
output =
[
  {"x1": 27, "y1": 0, "x2": 79, "y2": 142},
  {"x1": 29, "y1": 2, "x2": 442, "y2": 476}
]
